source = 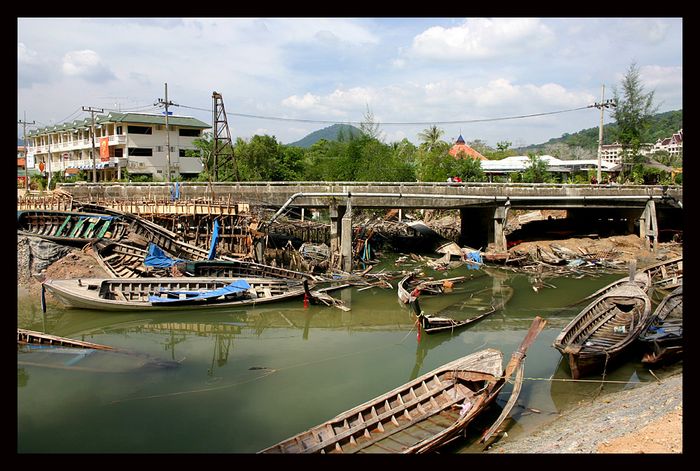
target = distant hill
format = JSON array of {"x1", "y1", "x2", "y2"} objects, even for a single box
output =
[
  {"x1": 515, "y1": 109, "x2": 682, "y2": 154},
  {"x1": 287, "y1": 124, "x2": 362, "y2": 148}
]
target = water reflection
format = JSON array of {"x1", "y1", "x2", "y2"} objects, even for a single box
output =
[{"x1": 18, "y1": 263, "x2": 680, "y2": 453}]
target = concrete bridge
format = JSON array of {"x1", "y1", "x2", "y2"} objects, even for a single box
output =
[{"x1": 58, "y1": 181, "x2": 683, "y2": 271}]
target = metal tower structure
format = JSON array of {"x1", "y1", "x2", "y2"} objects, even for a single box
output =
[{"x1": 212, "y1": 91, "x2": 239, "y2": 181}]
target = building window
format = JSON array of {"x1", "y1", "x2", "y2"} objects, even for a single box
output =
[
  {"x1": 128, "y1": 147, "x2": 153, "y2": 156},
  {"x1": 115, "y1": 148, "x2": 123, "y2": 157},
  {"x1": 178, "y1": 128, "x2": 200, "y2": 137},
  {"x1": 127, "y1": 126, "x2": 152, "y2": 135},
  {"x1": 116, "y1": 126, "x2": 123, "y2": 135}
]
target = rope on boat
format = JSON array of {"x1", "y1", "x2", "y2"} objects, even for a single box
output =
[{"x1": 520, "y1": 376, "x2": 651, "y2": 385}]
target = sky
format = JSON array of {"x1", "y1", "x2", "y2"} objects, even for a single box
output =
[{"x1": 17, "y1": 17, "x2": 683, "y2": 148}]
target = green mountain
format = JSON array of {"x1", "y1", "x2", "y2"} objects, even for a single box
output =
[
  {"x1": 287, "y1": 124, "x2": 362, "y2": 148},
  {"x1": 515, "y1": 109, "x2": 682, "y2": 153}
]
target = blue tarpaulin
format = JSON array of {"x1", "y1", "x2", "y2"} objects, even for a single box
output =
[
  {"x1": 207, "y1": 219, "x2": 220, "y2": 260},
  {"x1": 143, "y1": 243, "x2": 184, "y2": 268},
  {"x1": 465, "y1": 250, "x2": 482, "y2": 270},
  {"x1": 148, "y1": 279, "x2": 252, "y2": 304},
  {"x1": 170, "y1": 182, "x2": 180, "y2": 201}
]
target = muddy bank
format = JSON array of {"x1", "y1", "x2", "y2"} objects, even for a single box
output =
[{"x1": 486, "y1": 370, "x2": 683, "y2": 454}]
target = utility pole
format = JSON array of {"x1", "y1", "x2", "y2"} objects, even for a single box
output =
[
  {"x1": 158, "y1": 83, "x2": 176, "y2": 183},
  {"x1": 82, "y1": 106, "x2": 104, "y2": 182},
  {"x1": 593, "y1": 85, "x2": 616, "y2": 183},
  {"x1": 18, "y1": 112, "x2": 35, "y2": 190}
]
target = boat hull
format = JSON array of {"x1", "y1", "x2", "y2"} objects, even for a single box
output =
[
  {"x1": 554, "y1": 283, "x2": 652, "y2": 379},
  {"x1": 260, "y1": 348, "x2": 504, "y2": 453},
  {"x1": 43, "y1": 277, "x2": 308, "y2": 312}
]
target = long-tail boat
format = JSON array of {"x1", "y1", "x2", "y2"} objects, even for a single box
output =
[
  {"x1": 42, "y1": 277, "x2": 309, "y2": 312},
  {"x1": 90, "y1": 240, "x2": 320, "y2": 281},
  {"x1": 258, "y1": 317, "x2": 546, "y2": 454},
  {"x1": 553, "y1": 282, "x2": 652, "y2": 379},
  {"x1": 408, "y1": 285, "x2": 514, "y2": 335},
  {"x1": 639, "y1": 284, "x2": 683, "y2": 366},
  {"x1": 17, "y1": 209, "x2": 129, "y2": 245}
]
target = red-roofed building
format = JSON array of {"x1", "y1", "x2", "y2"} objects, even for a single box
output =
[
  {"x1": 652, "y1": 129, "x2": 683, "y2": 157},
  {"x1": 448, "y1": 135, "x2": 487, "y2": 160}
]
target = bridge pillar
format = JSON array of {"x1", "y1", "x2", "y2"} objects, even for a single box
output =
[
  {"x1": 329, "y1": 204, "x2": 339, "y2": 255},
  {"x1": 459, "y1": 204, "x2": 508, "y2": 252},
  {"x1": 340, "y1": 200, "x2": 353, "y2": 272},
  {"x1": 491, "y1": 204, "x2": 509, "y2": 252},
  {"x1": 639, "y1": 199, "x2": 658, "y2": 252}
]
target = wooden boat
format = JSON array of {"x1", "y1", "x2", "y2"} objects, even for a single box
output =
[
  {"x1": 581, "y1": 271, "x2": 651, "y2": 302},
  {"x1": 641, "y1": 256, "x2": 683, "y2": 290},
  {"x1": 17, "y1": 209, "x2": 129, "y2": 245},
  {"x1": 259, "y1": 317, "x2": 546, "y2": 454},
  {"x1": 553, "y1": 283, "x2": 652, "y2": 379},
  {"x1": 639, "y1": 284, "x2": 683, "y2": 366},
  {"x1": 18, "y1": 328, "x2": 181, "y2": 371},
  {"x1": 397, "y1": 273, "x2": 466, "y2": 304},
  {"x1": 90, "y1": 240, "x2": 320, "y2": 281},
  {"x1": 408, "y1": 285, "x2": 514, "y2": 335},
  {"x1": 42, "y1": 277, "x2": 309, "y2": 312},
  {"x1": 78, "y1": 204, "x2": 221, "y2": 261},
  {"x1": 18, "y1": 328, "x2": 115, "y2": 351}
]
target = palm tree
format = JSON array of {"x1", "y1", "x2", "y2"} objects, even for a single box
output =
[{"x1": 418, "y1": 125, "x2": 445, "y2": 152}]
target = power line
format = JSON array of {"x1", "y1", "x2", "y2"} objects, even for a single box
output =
[{"x1": 175, "y1": 103, "x2": 595, "y2": 126}]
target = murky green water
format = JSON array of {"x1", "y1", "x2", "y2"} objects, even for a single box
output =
[{"x1": 17, "y1": 259, "x2": 681, "y2": 453}]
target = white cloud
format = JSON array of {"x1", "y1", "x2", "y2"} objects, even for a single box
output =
[
  {"x1": 281, "y1": 93, "x2": 320, "y2": 110},
  {"x1": 62, "y1": 50, "x2": 116, "y2": 83},
  {"x1": 18, "y1": 42, "x2": 53, "y2": 87},
  {"x1": 410, "y1": 18, "x2": 555, "y2": 60},
  {"x1": 639, "y1": 65, "x2": 682, "y2": 88}
]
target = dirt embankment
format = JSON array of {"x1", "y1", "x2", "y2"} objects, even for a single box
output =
[
  {"x1": 487, "y1": 372, "x2": 683, "y2": 454},
  {"x1": 17, "y1": 237, "x2": 110, "y2": 298}
]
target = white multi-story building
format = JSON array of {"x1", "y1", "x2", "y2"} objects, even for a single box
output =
[
  {"x1": 26, "y1": 112, "x2": 210, "y2": 181},
  {"x1": 651, "y1": 129, "x2": 683, "y2": 157},
  {"x1": 598, "y1": 128, "x2": 683, "y2": 165},
  {"x1": 598, "y1": 142, "x2": 654, "y2": 165}
]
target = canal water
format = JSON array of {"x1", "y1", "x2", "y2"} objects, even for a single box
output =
[{"x1": 17, "y1": 257, "x2": 681, "y2": 453}]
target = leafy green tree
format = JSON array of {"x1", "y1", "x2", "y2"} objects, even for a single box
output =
[
  {"x1": 452, "y1": 155, "x2": 484, "y2": 182},
  {"x1": 418, "y1": 125, "x2": 445, "y2": 152},
  {"x1": 276, "y1": 145, "x2": 306, "y2": 181},
  {"x1": 496, "y1": 141, "x2": 512, "y2": 153},
  {"x1": 360, "y1": 105, "x2": 382, "y2": 140},
  {"x1": 612, "y1": 62, "x2": 659, "y2": 179},
  {"x1": 186, "y1": 134, "x2": 215, "y2": 182},
  {"x1": 414, "y1": 142, "x2": 452, "y2": 182},
  {"x1": 521, "y1": 154, "x2": 550, "y2": 183},
  {"x1": 235, "y1": 135, "x2": 297, "y2": 181}
]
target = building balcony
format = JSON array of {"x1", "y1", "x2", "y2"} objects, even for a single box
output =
[{"x1": 28, "y1": 135, "x2": 127, "y2": 154}]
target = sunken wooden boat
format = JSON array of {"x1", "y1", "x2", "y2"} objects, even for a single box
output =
[
  {"x1": 397, "y1": 273, "x2": 466, "y2": 304},
  {"x1": 408, "y1": 285, "x2": 514, "y2": 335},
  {"x1": 42, "y1": 277, "x2": 309, "y2": 312},
  {"x1": 18, "y1": 328, "x2": 115, "y2": 351},
  {"x1": 639, "y1": 284, "x2": 683, "y2": 366},
  {"x1": 553, "y1": 283, "x2": 652, "y2": 379},
  {"x1": 17, "y1": 209, "x2": 129, "y2": 246},
  {"x1": 259, "y1": 316, "x2": 546, "y2": 454}
]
